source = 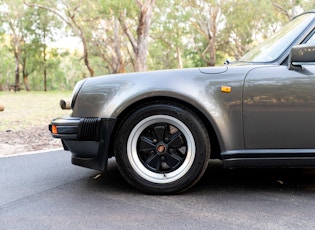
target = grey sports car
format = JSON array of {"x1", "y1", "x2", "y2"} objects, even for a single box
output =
[{"x1": 50, "y1": 11, "x2": 315, "y2": 194}]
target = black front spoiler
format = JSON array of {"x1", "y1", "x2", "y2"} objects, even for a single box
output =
[{"x1": 49, "y1": 116, "x2": 116, "y2": 171}]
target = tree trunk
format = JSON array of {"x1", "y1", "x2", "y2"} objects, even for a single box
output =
[
  {"x1": 14, "y1": 63, "x2": 20, "y2": 92},
  {"x1": 82, "y1": 34, "x2": 94, "y2": 77},
  {"x1": 13, "y1": 37, "x2": 21, "y2": 92},
  {"x1": 176, "y1": 46, "x2": 183, "y2": 69},
  {"x1": 207, "y1": 5, "x2": 219, "y2": 66},
  {"x1": 135, "y1": 0, "x2": 156, "y2": 72},
  {"x1": 14, "y1": 48, "x2": 21, "y2": 92},
  {"x1": 44, "y1": 69, "x2": 47, "y2": 91},
  {"x1": 119, "y1": 0, "x2": 156, "y2": 72},
  {"x1": 23, "y1": 74, "x2": 31, "y2": 91},
  {"x1": 22, "y1": 56, "x2": 30, "y2": 91},
  {"x1": 198, "y1": 4, "x2": 219, "y2": 67},
  {"x1": 208, "y1": 36, "x2": 216, "y2": 66}
]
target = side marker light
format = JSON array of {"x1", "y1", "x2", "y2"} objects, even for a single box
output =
[{"x1": 221, "y1": 86, "x2": 231, "y2": 93}]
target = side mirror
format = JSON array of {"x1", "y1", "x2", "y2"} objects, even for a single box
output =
[{"x1": 288, "y1": 44, "x2": 315, "y2": 70}]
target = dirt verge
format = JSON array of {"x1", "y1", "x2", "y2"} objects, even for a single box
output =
[
  {"x1": 0, "y1": 91, "x2": 71, "y2": 157},
  {"x1": 0, "y1": 126, "x2": 63, "y2": 157}
]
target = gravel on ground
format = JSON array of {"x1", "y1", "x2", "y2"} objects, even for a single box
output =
[{"x1": 0, "y1": 126, "x2": 63, "y2": 157}]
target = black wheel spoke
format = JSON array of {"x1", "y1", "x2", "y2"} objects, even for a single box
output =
[
  {"x1": 168, "y1": 132, "x2": 184, "y2": 148},
  {"x1": 138, "y1": 136, "x2": 155, "y2": 152},
  {"x1": 145, "y1": 154, "x2": 160, "y2": 171},
  {"x1": 164, "y1": 152, "x2": 183, "y2": 169},
  {"x1": 153, "y1": 125, "x2": 166, "y2": 142}
]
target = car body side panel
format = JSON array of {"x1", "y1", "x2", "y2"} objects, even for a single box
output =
[
  {"x1": 244, "y1": 65, "x2": 315, "y2": 149},
  {"x1": 71, "y1": 66, "x2": 256, "y2": 152}
]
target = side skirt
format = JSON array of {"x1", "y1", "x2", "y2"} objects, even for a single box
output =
[{"x1": 221, "y1": 149, "x2": 315, "y2": 168}]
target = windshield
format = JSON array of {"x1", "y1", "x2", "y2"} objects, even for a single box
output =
[{"x1": 239, "y1": 13, "x2": 315, "y2": 63}]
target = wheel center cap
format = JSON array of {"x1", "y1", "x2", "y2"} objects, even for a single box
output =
[{"x1": 157, "y1": 145, "x2": 166, "y2": 153}]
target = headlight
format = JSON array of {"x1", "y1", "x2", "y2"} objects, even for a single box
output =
[{"x1": 71, "y1": 79, "x2": 87, "y2": 109}]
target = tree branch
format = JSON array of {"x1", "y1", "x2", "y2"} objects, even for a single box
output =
[
  {"x1": 118, "y1": 12, "x2": 137, "y2": 54},
  {"x1": 24, "y1": 1, "x2": 76, "y2": 35},
  {"x1": 272, "y1": 3, "x2": 291, "y2": 20}
]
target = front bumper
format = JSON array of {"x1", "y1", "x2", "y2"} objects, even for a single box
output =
[{"x1": 49, "y1": 116, "x2": 116, "y2": 171}]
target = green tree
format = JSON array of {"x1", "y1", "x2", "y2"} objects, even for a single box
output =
[
  {"x1": 25, "y1": 0, "x2": 99, "y2": 77},
  {"x1": 149, "y1": 0, "x2": 189, "y2": 69},
  {"x1": 21, "y1": 7, "x2": 61, "y2": 91},
  {"x1": 219, "y1": 0, "x2": 312, "y2": 60}
]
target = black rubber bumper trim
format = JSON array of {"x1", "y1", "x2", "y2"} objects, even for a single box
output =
[{"x1": 77, "y1": 118, "x2": 101, "y2": 141}]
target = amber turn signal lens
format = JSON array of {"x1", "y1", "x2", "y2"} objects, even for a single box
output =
[
  {"x1": 52, "y1": 125, "x2": 58, "y2": 134},
  {"x1": 221, "y1": 86, "x2": 231, "y2": 93}
]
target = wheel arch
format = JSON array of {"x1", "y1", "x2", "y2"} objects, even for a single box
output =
[{"x1": 109, "y1": 96, "x2": 221, "y2": 159}]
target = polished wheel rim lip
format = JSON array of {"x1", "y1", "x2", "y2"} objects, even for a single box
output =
[{"x1": 127, "y1": 115, "x2": 196, "y2": 184}]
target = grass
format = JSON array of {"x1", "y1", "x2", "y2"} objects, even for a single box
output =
[{"x1": 0, "y1": 91, "x2": 72, "y2": 132}]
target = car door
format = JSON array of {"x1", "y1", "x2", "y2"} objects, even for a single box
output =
[{"x1": 243, "y1": 63, "x2": 315, "y2": 149}]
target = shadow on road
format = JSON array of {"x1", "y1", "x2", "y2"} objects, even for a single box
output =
[
  {"x1": 195, "y1": 160, "x2": 315, "y2": 193},
  {"x1": 90, "y1": 159, "x2": 315, "y2": 194}
]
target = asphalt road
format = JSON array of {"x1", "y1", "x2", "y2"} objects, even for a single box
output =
[{"x1": 0, "y1": 150, "x2": 314, "y2": 230}]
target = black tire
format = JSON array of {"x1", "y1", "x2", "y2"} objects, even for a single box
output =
[{"x1": 114, "y1": 102, "x2": 210, "y2": 194}]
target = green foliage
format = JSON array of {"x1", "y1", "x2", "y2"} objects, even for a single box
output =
[{"x1": 100, "y1": 0, "x2": 138, "y2": 18}]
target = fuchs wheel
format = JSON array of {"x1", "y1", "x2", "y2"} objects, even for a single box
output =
[{"x1": 114, "y1": 102, "x2": 210, "y2": 194}]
